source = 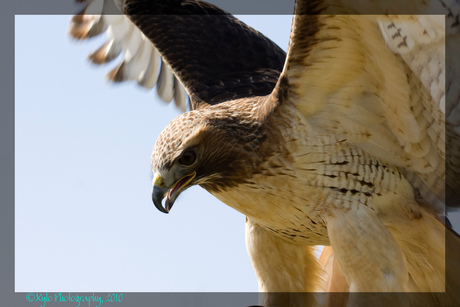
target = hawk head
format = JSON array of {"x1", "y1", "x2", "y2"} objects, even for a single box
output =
[{"x1": 150, "y1": 104, "x2": 270, "y2": 213}]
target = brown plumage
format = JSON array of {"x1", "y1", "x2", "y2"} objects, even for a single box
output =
[{"x1": 72, "y1": 0, "x2": 460, "y2": 306}]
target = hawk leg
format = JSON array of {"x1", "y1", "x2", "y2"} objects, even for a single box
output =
[
  {"x1": 326, "y1": 207, "x2": 410, "y2": 306},
  {"x1": 245, "y1": 217, "x2": 325, "y2": 307}
]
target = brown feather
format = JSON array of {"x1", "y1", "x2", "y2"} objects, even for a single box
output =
[{"x1": 88, "y1": 40, "x2": 123, "y2": 64}]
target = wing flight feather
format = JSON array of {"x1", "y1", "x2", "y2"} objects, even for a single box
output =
[{"x1": 69, "y1": 0, "x2": 188, "y2": 111}]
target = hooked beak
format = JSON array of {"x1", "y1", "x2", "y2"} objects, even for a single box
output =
[{"x1": 151, "y1": 171, "x2": 196, "y2": 213}]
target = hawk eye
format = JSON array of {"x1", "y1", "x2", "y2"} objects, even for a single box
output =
[{"x1": 179, "y1": 150, "x2": 197, "y2": 166}]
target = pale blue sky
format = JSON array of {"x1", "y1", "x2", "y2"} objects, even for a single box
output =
[{"x1": 15, "y1": 12, "x2": 459, "y2": 293}]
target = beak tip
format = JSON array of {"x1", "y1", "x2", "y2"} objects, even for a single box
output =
[
  {"x1": 152, "y1": 185, "x2": 170, "y2": 214},
  {"x1": 158, "y1": 204, "x2": 170, "y2": 214},
  {"x1": 155, "y1": 200, "x2": 170, "y2": 214}
]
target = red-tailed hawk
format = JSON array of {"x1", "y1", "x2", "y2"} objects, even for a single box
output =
[{"x1": 71, "y1": 0, "x2": 460, "y2": 306}]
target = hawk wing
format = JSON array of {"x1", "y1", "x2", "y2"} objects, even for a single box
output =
[
  {"x1": 272, "y1": 0, "x2": 459, "y2": 213},
  {"x1": 70, "y1": 0, "x2": 188, "y2": 111},
  {"x1": 70, "y1": 0, "x2": 286, "y2": 110},
  {"x1": 260, "y1": 0, "x2": 460, "y2": 303}
]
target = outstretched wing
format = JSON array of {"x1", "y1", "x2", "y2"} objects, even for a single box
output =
[
  {"x1": 272, "y1": 0, "x2": 459, "y2": 212},
  {"x1": 71, "y1": 0, "x2": 287, "y2": 111},
  {"x1": 70, "y1": 0, "x2": 189, "y2": 111}
]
